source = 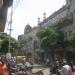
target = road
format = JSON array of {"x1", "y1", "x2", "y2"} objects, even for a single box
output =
[
  {"x1": 42, "y1": 68, "x2": 50, "y2": 75},
  {"x1": 32, "y1": 64, "x2": 50, "y2": 75}
]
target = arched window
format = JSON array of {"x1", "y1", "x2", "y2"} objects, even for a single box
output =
[
  {"x1": 24, "y1": 24, "x2": 32, "y2": 34},
  {"x1": 33, "y1": 40, "x2": 38, "y2": 49}
]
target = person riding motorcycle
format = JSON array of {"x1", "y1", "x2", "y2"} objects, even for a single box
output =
[{"x1": 0, "y1": 59, "x2": 9, "y2": 75}]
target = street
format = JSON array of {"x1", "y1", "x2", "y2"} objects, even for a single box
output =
[
  {"x1": 32, "y1": 64, "x2": 50, "y2": 75},
  {"x1": 42, "y1": 68, "x2": 50, "y2": 75}
]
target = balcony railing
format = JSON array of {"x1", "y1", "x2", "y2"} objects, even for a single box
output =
[{"x1": 55, "y1": 13, "x2": 73, "y2": 28}]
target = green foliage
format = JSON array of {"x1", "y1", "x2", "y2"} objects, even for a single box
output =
[
  {"x1": 0, "y1": 33, "x2": 20, "y2": 54},
  {"x1": 36, "y1": 27, "x2": 64, "y2": 51},
  {"x1": 69, "y1": 31, "x2": 75, "y2": 48}
]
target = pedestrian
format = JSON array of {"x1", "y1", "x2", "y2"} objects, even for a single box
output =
[
  {"x1": 46, "y1": 58, "x2": 50, "y2": 66},
  {"x1": 68, "y1": 62, "x2": 75, "y2": 75},
  {"x1": 24, "y1": 63, "x2": 33, "y2": 75},
  {"x1": 50, "y1": 61, "x2": 60, "y2": 75},
  {"x1": 55, "y1": 60, "x2": 60, "y2": 75},
  {"x1": 61, "y1": 61, "x2": 70, "y2": 75},
  {"x1": 0, "y1": 59, "x2": 9, "y2": 75}
]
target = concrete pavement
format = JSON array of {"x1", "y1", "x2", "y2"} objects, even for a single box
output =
[
  {"x1": 42, "y1": 68, "x2": 50, "y2": 75},
  {"x1": 32, "y1": 67, "x2": 50, "y2": 75},
  {"x1": 32, "y1": 64, "x2": 50, "y2": 75}
]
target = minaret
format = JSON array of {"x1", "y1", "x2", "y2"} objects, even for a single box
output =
[
  {"x1": 43, "y1": 12, "x2": 46, "y2": 20},
  {"x1": 38, "y1": 17, "x2": 40, "y2": 24}
]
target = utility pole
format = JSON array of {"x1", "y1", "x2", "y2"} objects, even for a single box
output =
[
  {"x1": 6, "y1": 3, "x2": 13, "y2": 59},
  {"x1": 8, "y1": 5, "x2": 13, "y2": 53}
]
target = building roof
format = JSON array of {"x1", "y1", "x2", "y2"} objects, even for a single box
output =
[{"x1": 39, "y1": 5, "x2": 67, "y2": 25}]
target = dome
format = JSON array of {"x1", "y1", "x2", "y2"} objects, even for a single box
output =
[{"x1": 24, "y1": 24, "x2": 32, "y2": 34}]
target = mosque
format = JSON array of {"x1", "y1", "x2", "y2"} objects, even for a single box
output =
[{"x1": 18, "y1": 0, "x2": 75, "y2": 62}]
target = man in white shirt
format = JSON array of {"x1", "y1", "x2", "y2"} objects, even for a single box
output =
[{"x1": 61, "y1": 61, "x2": 70, "y2": 75}]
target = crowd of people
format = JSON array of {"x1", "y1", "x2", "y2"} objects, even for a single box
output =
[
  {"x1": 0, "y1": 56, "x2": 33, "y2": 75},
  {"x1": 0, "y1": 57, "x2": 9, "y2": 75},
  {"x1": 0, "y1": 56, "x2": 75, "y2": 75},
  {"x1": 50, "y1": 60, "x2": 75, "y2": 75}
]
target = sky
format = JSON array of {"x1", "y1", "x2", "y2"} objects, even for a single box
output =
[{"x1": 5, "y1": 0, "x2": 66, "y2": 39}]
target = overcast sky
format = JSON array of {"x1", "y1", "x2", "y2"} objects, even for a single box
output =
[{"x1": 5, "y1": 0, "x2": 66, "y2": 39}]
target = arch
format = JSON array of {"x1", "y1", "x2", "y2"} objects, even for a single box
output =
[
  {"x1": 27, "y1": 52, "x2": 32, "y2": 58},
  {"x1": 33, "y1": 40, "x2": 38, "y2": 49},
  {"x1": 24, "y1": 24, "x2": 32, "y2": 34}
]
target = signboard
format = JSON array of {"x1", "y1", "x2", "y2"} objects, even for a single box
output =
[{"x1": 6, "y1": 53, "x2": 12, "y2": 59}]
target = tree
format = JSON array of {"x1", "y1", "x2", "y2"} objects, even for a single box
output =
[
  {"x1": 36, "y1": 27, "x2": 64, "y2": 60},
  {"x1": 0, "y1": 33, "x2": 20, "y2": 54},
  {"x1": 37, "y1": 27, "x2": 64, "y2": 51},
  {"x1": 69, "y1": 31, "x2": 75, "y2": 49}
]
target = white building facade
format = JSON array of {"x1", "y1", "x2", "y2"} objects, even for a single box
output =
[{"x1": 18, "y1": 0, "x2": 75, "y2": 62}]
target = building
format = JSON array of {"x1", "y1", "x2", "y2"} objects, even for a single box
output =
[
  {"x1": 38, "y1": 0, "x2": 75, "y2": 61},
  {"x1": 0, "y1": 0, "x2": 13, "y2": 32},
  {"x1": 18, "y1": 0, "x2": 75, "y2": 62},
  {"x1": 18, "y1": 24, "x2": 39, "y2": 60}
]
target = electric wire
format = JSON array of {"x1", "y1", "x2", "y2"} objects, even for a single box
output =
[{"x1": 6, "y1": 0, "x2": 21, "y2": 30}]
